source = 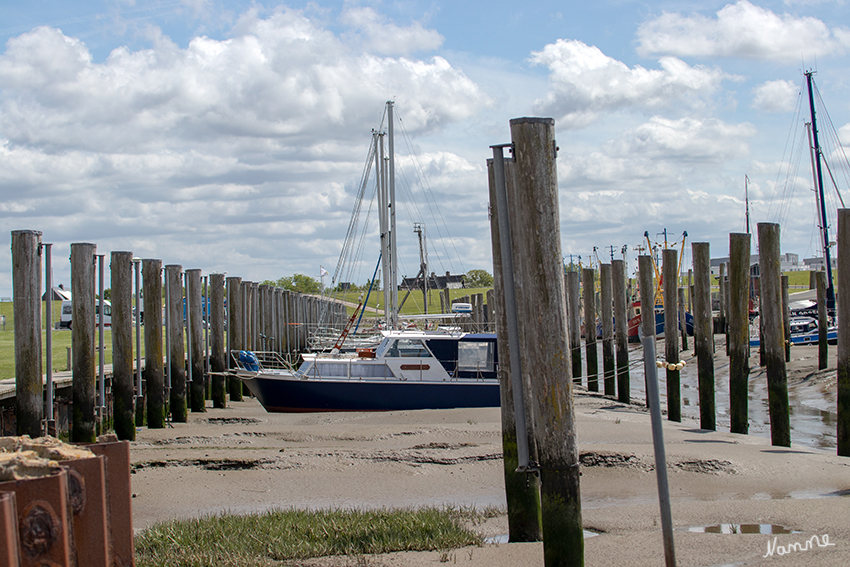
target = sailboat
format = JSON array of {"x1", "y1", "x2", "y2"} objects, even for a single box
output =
[{"x1": 237, "y1": 102, "x2": 501, "y2": 412}]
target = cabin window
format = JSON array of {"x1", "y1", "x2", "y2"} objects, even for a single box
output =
[
  {"x1": 62, "y1": 305, "x2": 71, "y2": 315},
  {"x1": 384, "y1": 339, "x2": 430, "y2": 358},
  {"x1": 458, "y1": 341, "x2": 495, "y2": 372}
]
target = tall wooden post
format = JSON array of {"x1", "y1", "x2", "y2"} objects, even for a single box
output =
[
  {"x1": 816, "y1": 272, "x2": 828, "y2": 370},
  {"x1": 837, "y1": 208, "x2": 850, "y2": 456},
  {"x1": 143, "y1": 259, "x2": 165, "y2": 429},
  {"x1": 487, "y1": 156, "x2": 542, "y2": 542},
  {"x1": 211, "y1": 274, "x2": 226, "y2": 408},
  {"x1": 719, "y1": 262, "x2": 727, "y2": 349},
  {"x1": 758, "y1": 223, "x2": 790, "y2": 447},
  {"x1": 187, "y1": 269, "x2": 205, "y2": 412},
  {"x1": 729, "y1": 233, "x2": 750, "y2": 435},
  {"x1": 226, "y1": 277, "x2": 243, "y2": 401},
  {"x1": 678, "y1": 288, "x2": 688, "y2": 351},
  {"x1": 600, "y1": 264, "x2": 615, "y2": 396},
  {"x1": 507, "y1": 117, "x2": 583, "y2": 565},
  {"x1": 663, "y1": 249, "x2": 680, "y2": 422},
  {"x1": 134, "y1": 259, "x2": 144, "y2": 426},
  {"x1": 567, "y1": 271, "x2": 582, "y2": 384},
  {"x1": 165, "y1": 264, "x2": 186, "y2": 422},
  {"x1": 692, "y1": 242, "x2": 715, "y2": 431},
  {"x1": 12, "y1": 230, "x2": 43, "y2": 437},
  {"x1": 111, "y1": 251, "x2": 135, "y2": 440},
  {"x1": 71, "y1": 242, "x2": 97, "y2": 442},
  {"x1": 612, "y1": 259, "x2": 629, "y2": 403},
  {"x1": 782, "y1": 275, "x2": 791, "y2": 363},
  {"x1": 583, "y1": 267, "x2": 598, "y2": 392},
  {"x1": 687, "y1": 269, "x2": 693, "y2": 312}
]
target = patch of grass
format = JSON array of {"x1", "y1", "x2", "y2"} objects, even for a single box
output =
[{"x1": 135, "y1": 507, "x2": 484, "y2": 567}]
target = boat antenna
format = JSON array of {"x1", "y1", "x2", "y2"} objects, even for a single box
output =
[{"x1": 805, "y1": 70, "x2": 835, "y2": 310}]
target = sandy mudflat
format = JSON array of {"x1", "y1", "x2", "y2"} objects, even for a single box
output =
[{"x1": 130, "y1": 346, "x2": 850, "y2": 566}]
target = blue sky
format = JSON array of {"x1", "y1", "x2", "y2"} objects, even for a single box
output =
[{"x1": 2, "y1": 0, "x2": 850, "y2": 297}]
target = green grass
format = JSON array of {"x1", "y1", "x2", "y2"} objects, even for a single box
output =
[
  {"x1": 135, "y1": 507, "x2": 486, "y2": 567},
  {"x1": 335, "y1": 287, "x2": 493, "y2": 318}
]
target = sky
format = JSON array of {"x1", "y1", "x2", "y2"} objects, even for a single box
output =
[{"x1": 3, "y1": 0, "x2": 850, "y2": 298}]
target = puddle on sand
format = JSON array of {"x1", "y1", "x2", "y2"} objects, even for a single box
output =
[
  {"x1": 485, "y1": 530, "x2": 599, "y2": 544},
  {"x1": 684, "y1": 524, "x2": 801, "y2": 534}
]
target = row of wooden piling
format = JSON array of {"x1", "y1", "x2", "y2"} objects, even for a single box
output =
[{"x1": 9, "y1": 232, "x2": 346, "y2": 441}]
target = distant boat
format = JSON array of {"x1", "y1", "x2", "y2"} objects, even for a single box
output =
[
  {"x1": 627, "y1": 300, "x2": 694, "y2": 342},
  {"x1": 749, "y1": 315, "x2": 836, "y2": 347}
]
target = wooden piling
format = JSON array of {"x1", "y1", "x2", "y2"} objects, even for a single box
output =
[
  {"x1": 111, "y1": 251, "x2": 135, "y2": 440},
  {"x1": 816, "y1": 271, "x2": 828, "y2": 370},
  {"x1": 729, "y1": 233, "x2": 750, "y2": 435},
  {"x1": 719, "y1": 262, "x2": 727, "y2": 351},
  {"x1": 165, "y1": 264, "x2": 187, "y2": 422},
  {"x1": 507, "y1": 117, "x2": 583, "y2": 564},
  {"x1": 612, "y1": 259, "x2": 630, "y2": 403},
  {"x1": 567, "y1": 271, "x2": 582, "y2": 384},
  {"x1": 600, "y1": 263, "x2": 615, "y2": 396},
  {"x1": 782, "y1": 275, "x2": 791, "y2": 363},
  {"x1": 143, "y1": 259, "x2": 165, "y2": 429},
  {"x1": 187, "y1": 269, "x2": 205, "y2": 412},
  {"x1": 71, "y1": 242, "x2": 97, "y2": 442},
  {"x1": 692, "y1": 242, "x2": 715, "y2": 431},
  {"x1": 11, "y1": 230, "x2": 43, "y2": 437},
  {"x1": 758, "y1": 223, "x2": 790, "y2": 447},
  {"x1": 837, "y1": 208, "x2": 850, "y2": 456},
  {"x1": 210, "y1": 273, "x2": 226, "y2": 408},
  {"x1": 487, "y1": 156, "x2": 542, "y2": 542},
  {"x1": 663, "y1": 249, "x2": 680, "y2": 422},
  {"x1": 678, "y1": 288, "x2": 688, "y2": 351},
  {"x1": 583, "y1": 267, "x2": 598, "y2": 392},
  {"x1": 226, "y1": 277, "x2": 244, "y2": 401}
]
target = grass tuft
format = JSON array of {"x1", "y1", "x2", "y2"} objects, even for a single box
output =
[{"x1": 135, "y1": 506, "x2": 484, "y2": 567}]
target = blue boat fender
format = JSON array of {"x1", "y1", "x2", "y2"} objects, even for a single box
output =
[{"x1": 239, "y1": 350, "x2": 260, "y2": 371}]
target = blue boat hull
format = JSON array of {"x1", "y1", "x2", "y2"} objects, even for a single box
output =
[{"x1": 243, "y1": 375, "x2": 501, "y2": 412}]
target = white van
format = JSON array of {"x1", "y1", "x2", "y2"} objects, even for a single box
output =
[{"x1": 59, "y1": 299, "x2": 112, "y2": 329}]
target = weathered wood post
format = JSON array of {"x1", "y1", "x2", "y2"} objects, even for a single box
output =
[
  {"x1": 71, "y1": 242, "x2": 97, "y2": 442},
  {"x1": 12, "y1": 230, "x2": 43, "y2": 437},
  {"x1": 143, "y1": 259, "x2": 165, "y2": 429},
  {"x1": 758, "y1": 223, "x2": 790, "y2": 447},
  {"x1": 692, "y1": 242, "x2": 715, "y2": 431},
  {"x1": 165, "y1": 264, "x2": 187, "y2": 422},
  {"x1": 687, "y1": 268, "x2": 693, "y2": 312},
  {"x1": 487, "y1": 155, "x2": 542, "y2": 542},
  {"x1": 600, "y1": 264, "x2": 615, "y2": 396},
  {"x1": 134, "y1": 258, "x2": 144, "y2": 426},
  {"x1": 782, "y1": 275, "x2": 791, "y2": 363},
  {"x1": 226, "y1": 276, "x2": 244, "y2": 401},
  {"x1": 583, "y1": 267, "x2": 598, "y2": 392},
  {"x1": 507, "y1": 117, "x2": 583, "y2": 564},
  {"x1": 729, "y1": 233, "x2": 750, "y2": 435},
  {"x1": 187, "y1": 269, "x2": 205, "y2": 412},
  {"x1": 837, "y1": 208, "x2": 850, "y2": 456},
  {"x1": 612, "y1": 259, "x2": 630, "y2": 403},
  {"x1": 816, "y1": 271, "x2": 828, "y2": 370},
  {"x1": 678, "y1": 288, "x2": 688, "y2": 351},
  {"x1": 566, "y1": 271, "x2": 582, "y2": 384},
  {"x1": 252, "y1": 282, "x2": 260, "y2": 350},
  {"x1": 719, "y1": 262, "x2": 727, "y2": 348},
  {"x1": 111, "y1": 251, "x2": 135, "y2": 440},
  {"x1": 211, "y1": 273, "x2": 226, "y2": 408},
  {"x1": 663, "y1": 249, "x2": 680, "y2": 422}
]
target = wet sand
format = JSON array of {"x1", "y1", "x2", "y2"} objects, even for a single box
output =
[{"x1": 131, "y1": 344, "x2": 850, "y2": 566}]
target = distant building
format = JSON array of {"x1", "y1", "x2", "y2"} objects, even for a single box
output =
[
  {"x1": 710, "y1": 253, "x2": 802, "y2": 277},
  {"x1": 400, "y1": 271, "x2": 465, "y2": 290},
  {"x1": 42, "y1": 285, "x2": 72, "y2": 301}
]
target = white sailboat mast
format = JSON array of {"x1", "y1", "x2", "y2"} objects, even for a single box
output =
[{"x1": 387, "y1": 101, "x2": 399, "y2": 329}]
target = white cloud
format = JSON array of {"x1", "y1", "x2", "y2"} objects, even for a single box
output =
[
  {"x1": 529, "y1": 39, "x2": 731, "y2": 128},
  {"x1": 752, "y1": 79, "x2": 800, "y2": 112},
  {"x1": 340, "y1": 7, "x2": 444, "y2": 55},
  {"x1": 0, "y1": 8, "x2": 492, "y2": 290},
  {"x1": 637, "y1": 0, "x2": 850, "y2": 62}
]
